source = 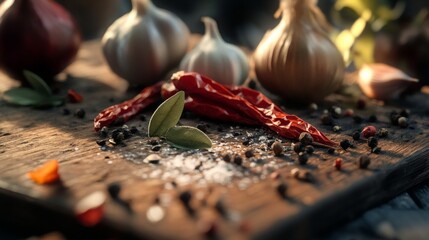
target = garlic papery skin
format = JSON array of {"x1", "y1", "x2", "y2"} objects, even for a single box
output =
[
  {"x1": 253, "y1": 0, "x2": 345, "y2": 103},
  {"x1": 358, "y1": 63, "x2": 419, "y2": 100},
  {"x1": 102, "y1": 0, "x2": 190, "y2": 87},
  {"x1": 179, "y1": 17, "x2": 249, "y2": 86}
]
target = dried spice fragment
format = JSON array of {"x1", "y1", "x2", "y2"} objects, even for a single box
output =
[{"x1": 27, "y1": 160, "x2": 60, "y2": 184}]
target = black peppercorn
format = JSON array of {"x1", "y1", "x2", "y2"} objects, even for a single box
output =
[
  {"x1": 328, "y1": 148, "x2": 335, "y2": 154},
  {"x1": 353, "y1": 115, "x2": 363, "y2": 124},
  {"x1": 304, "y1": 145, "x2": 315, "y2": 154},
  {"x1": 107, "y1": 182, "x2": 122, "y2": 199},
  {"x1": 233, "y1": 155, "x2": 243, "y2": 165},
  {"x1": 276, "y1": 182, "x2": 287, "y2": 198},
  {"x1": 299, "y1": 132, "x2": 313, "y2": 146},
  {"x1": 96, "y1": 140, "x2": 106, "y2": 146},
  {"x1": 367, "y1": 137, "x2": 378, "y2": 148},
  {"x1": 139, "y1": 115, "x2": 146, "y2": 121},
  {"x1": 340, "y1": 139, "x2": 351, "y2": 150},
  {"x1": 272, "y1": 142, "x2": 283, "y2": 156},
  {"x1": 130, "y1": 126, "x2": 139, "y2": 134},
  {"x1": 74, "y1": 108, "x2": 85, "y2": 118},
  {"x1": 321, "y1": 113, "x2": 333, "y2": 125},
  {"x1": 358, "y1": 155, "x2": 371, "y2": 169},
  {"x1": 179, "y1": 191, "x2": 192, "y2": 206},
  {"x1": 151, "y1": 145, "x2": 161, "y2": 151},
  {"x1": 399, "y1": 109, "x2": 410, "y2": 118},
  {"x1": 223, "y1": 153, "x2": 232, "y2": 162},
  {"x1": 100, "y1": 126, "x2": 109, "y2": 138},
  {"x1": 390, "y1": 111, "x2": 400, "y2": 125},
  {"x1": 245, "y1": 149, "x2": 254, "y2": 158},
  {"x1": 196, "y1": 124, "x2": 208, "y2": 133},
  {"x1": 242, "y1": 139, "x2": 251, "y2": 146},
  {"x1": 368, "y1": 114, "x2": 378, "y2": 122},
  {"x1": 298, "y1": 152, "x2": 309, "y2": 165},
  {"x1": 352, "y1": 131, "x2": 361, "y2": 141},
  {"x1": 292, "y1": 142, "x2": 303, "y2": 153}
]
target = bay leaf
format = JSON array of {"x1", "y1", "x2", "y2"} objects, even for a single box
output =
[
  {"x1": 23, "y1": 70, "x2": 52, "y2": 96},
  {"x1": 3, "y1": 88, "x2": 49, "y2": 106},
  {"x1": 148, "y1": 91, "x2": 185, "y2": 137},
  {"x1": 165, "y1": 126, "x2": 212, "y2": 149}
]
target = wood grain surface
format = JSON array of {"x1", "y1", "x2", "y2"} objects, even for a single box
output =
[{"x1": 0, "y1": 41, "x2": 429, "y2": 240}]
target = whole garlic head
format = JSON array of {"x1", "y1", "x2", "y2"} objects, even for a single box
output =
[
  {"x1": 179, "y1": 17, "x2": 249, "y2": 86},
  {"x1": 102, "y1": 0, "x2": 190, "y2": 87},
  {"x1": 253, "y1": 0, "x2": 345, "y2": 103}
]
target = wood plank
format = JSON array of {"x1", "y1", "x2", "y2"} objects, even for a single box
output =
[
  {"x1": 409, "y1": 182, "x2": 429, "y2": 210},
  {"x1": 1, "y1": 41, "x2": 429, "y2": 239}
]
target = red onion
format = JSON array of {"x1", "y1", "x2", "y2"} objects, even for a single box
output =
[{"x1": 0, "y1": 0, "x2": 81, "y2": 83}]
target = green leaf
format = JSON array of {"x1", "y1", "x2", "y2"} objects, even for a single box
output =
[
  {"x1": 148, "y1": 91, "x2": 185, "y2": 137},
  {"x1": 2, "y1": 88, "x2": 64, "y2": 107},
  {"x1": 3, "y1": 88, "x2": 49, "y2": 106},
  {"x1": 23, "y1": 70, "x2": 52, "y2": 96},
  {"x1": 165, "y1": 126, "x2": 212, "y2": 149}
]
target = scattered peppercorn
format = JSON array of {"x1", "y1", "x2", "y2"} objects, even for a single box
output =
[
  {"x1": 151, "y1": 145, "x2": 161, "y2": 151},
  {"x1": 74, "y1": 108, "x2": 85, "y2": 118},
  {"x1": 343, "y1": 108, "x2": 354, "y2": 117},
  {"x1": 327, "y1": 148, "x2": 335, "y2": 154},
  {"x1": 96, "y1": 140, "x2": 106, "y2": 146},
  {"x1": 272, "y1": 142, "x2": 283, "y2": 156},
  {"x1": 139, "y1": 115, "x2": 146, "y2": 121},
  {"x1": 352, "y1": 131, "x2": 361, "y2": 141},
  {"x1": 399, "y1": 109, "x2": 410, "y2": 118},
  {"x1": 330, "y1": 106, "x2": 342, "y2": 118},
  {"x1": 321, "y1": 113, "x2": 333, "y2": 125},
  {"x1": 247, "y1": 79, "x2": 257, "y2": 89},
  {"x1": 233, "y1": 155, "x2": 243, "y2": 166},
  {"x1": 334, "y1": 158, "x2": 343, "y2": 170},
  {"x1": 299, "y1": 132, "x2": 313, "y2": 146},
  {"x1": 361, "y1": 126, "x2": 377, "y2": 138},
  {"x1": 276, "y1": 182, "x2": 287, "y2": 198},
  {"x1": 148, "y1": 139, "x2": 159, "y2": 146},
  {"x1": 214, "y1": 198, "x2": 227, "y2": 217},
  {"x1": 398, "y1": 117, "x2": 408, "y2": 128},
  {"x1": 179, "y1": 191, "x2": 192, "y2": 206},
  {"x1": 245, "y1": 149, "x2": 254, "y2": 158},
  {"x1": 298, "y1": 152, "x2": 309, "y2": 165},
  {"x1": 390, "y1": 111, "x2": 400, "y2": 125},
  {"x1": 367, "y1": 137, "x2": 378, "y2": 148},
  {"x1": 340, "y1": 139, "x2": 351, "y2": 150},
  {"x1": 242, "y1": 139, "x2": 251, "y2": 146},
  {"x1": 378, "y1": 128, "x2": 389, "y2": 138},
  {"x1": 309, "y1": 103, "x2": 318, "y2": 112},
  {"x1": 130, "y1": 126, "x2": 139, "y2": 134},
  {"x1": 222, "y1": 153, "x2": 232, "y2": 162},
  {"x1": 333, "y1": 125, "x2": 342, "y2": 132},
  {"x1": 100, "y1": 126, "x2": 109, "y2": 138},
  {"x1": 304, "y1": 145, "x2": 315, "y2": 154},
  {"x1": 358, "y1": 155, "x2": 371, "y2": 169},
  {"x1": 372, "y1": 147, "x2": 382, "y2": 154},
  {"x1": 107, "y1": 182, "x2": 122, "y2": 199},
  {"x1": 292, "y1": 142, "x2": 303, "y2": 153}
]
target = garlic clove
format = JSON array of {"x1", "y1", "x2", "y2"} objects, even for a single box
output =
[
  {"x1": 179, "y1": 17, "x2": 249, "y2": 86},
  {"x1": 358, "y1": 63, "x2": 419, "y2": 100},
  {"x1": 102, "y1": 0, "x2": 190, "y2": 88}
]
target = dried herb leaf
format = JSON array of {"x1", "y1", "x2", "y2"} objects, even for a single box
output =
[
  {"x1": 166, "y1": 126, "x2": 212, "y2": 149},
  {"x1": 23, "y1": 70, "x2": 52, "y2": 96},
  {"x1": 148, "y1": 91, "x2": 185, "y2": 137},
  {"x1": 3, "y1": 88, "x2": 63, "y2": 107}
]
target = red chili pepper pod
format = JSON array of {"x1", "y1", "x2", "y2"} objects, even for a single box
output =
[
  {"x1": 171, "y1": 71, "x2": 336, "y2": 146},
  {"x1": 93, "y1": 82, "x2": 163, "y2": 131}
]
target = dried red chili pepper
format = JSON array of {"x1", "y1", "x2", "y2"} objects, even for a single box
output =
[
  {"x1": 93, "y1": 82, "x2": 162, "y2": 131},
  {"x1": 161, "y1": 82, "x2": 259, "y2": 125},
  {"x1": 171, "y1": 71, "x2": 336, "y2": 146},
  {"x1": 67, "y1": 89, "x2": 83, "y2": 103}
]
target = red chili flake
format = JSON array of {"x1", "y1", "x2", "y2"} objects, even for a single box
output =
[
  {"x1": 27, "y1": 160, "x2": 60, "y2": 184},
  {"x1": 67, "y1": 89, "x2": 83, "y2": 103},
  {"x1": 361, "y1": 126, "x2": 377, "y2": 138},
  {"x1": 334, "y1": 158, "x2": 343, "y2": 170},
  {"x1": 76, "y1": 191, "x2": 106, "y2": 227}
]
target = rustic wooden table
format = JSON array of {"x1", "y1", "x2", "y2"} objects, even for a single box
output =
[{"x1": 0, "y1": 41, "x2": 428, "y2": 240}]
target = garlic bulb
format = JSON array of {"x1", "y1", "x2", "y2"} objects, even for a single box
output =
[
  {"x1": 358, "y1": 63, "x2": 419, "y2": 100},
  {"x1": 253, "y1": 0, "x2": 345, "y2": 103},
  {"x1": 102, "y1": 0, "x2": 190, "y2": 87},
  {"x1": 179, "y1": 17, "x2": 249, "y2": 86}
]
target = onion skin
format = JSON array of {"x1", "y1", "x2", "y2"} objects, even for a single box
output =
[{"x1": 0, "y1": 0, "x2": 81, "y2": 83}]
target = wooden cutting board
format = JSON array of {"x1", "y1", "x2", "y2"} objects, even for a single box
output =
[{"x1": 0, "y1": 41, "x2": 428, "y2": 240}]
